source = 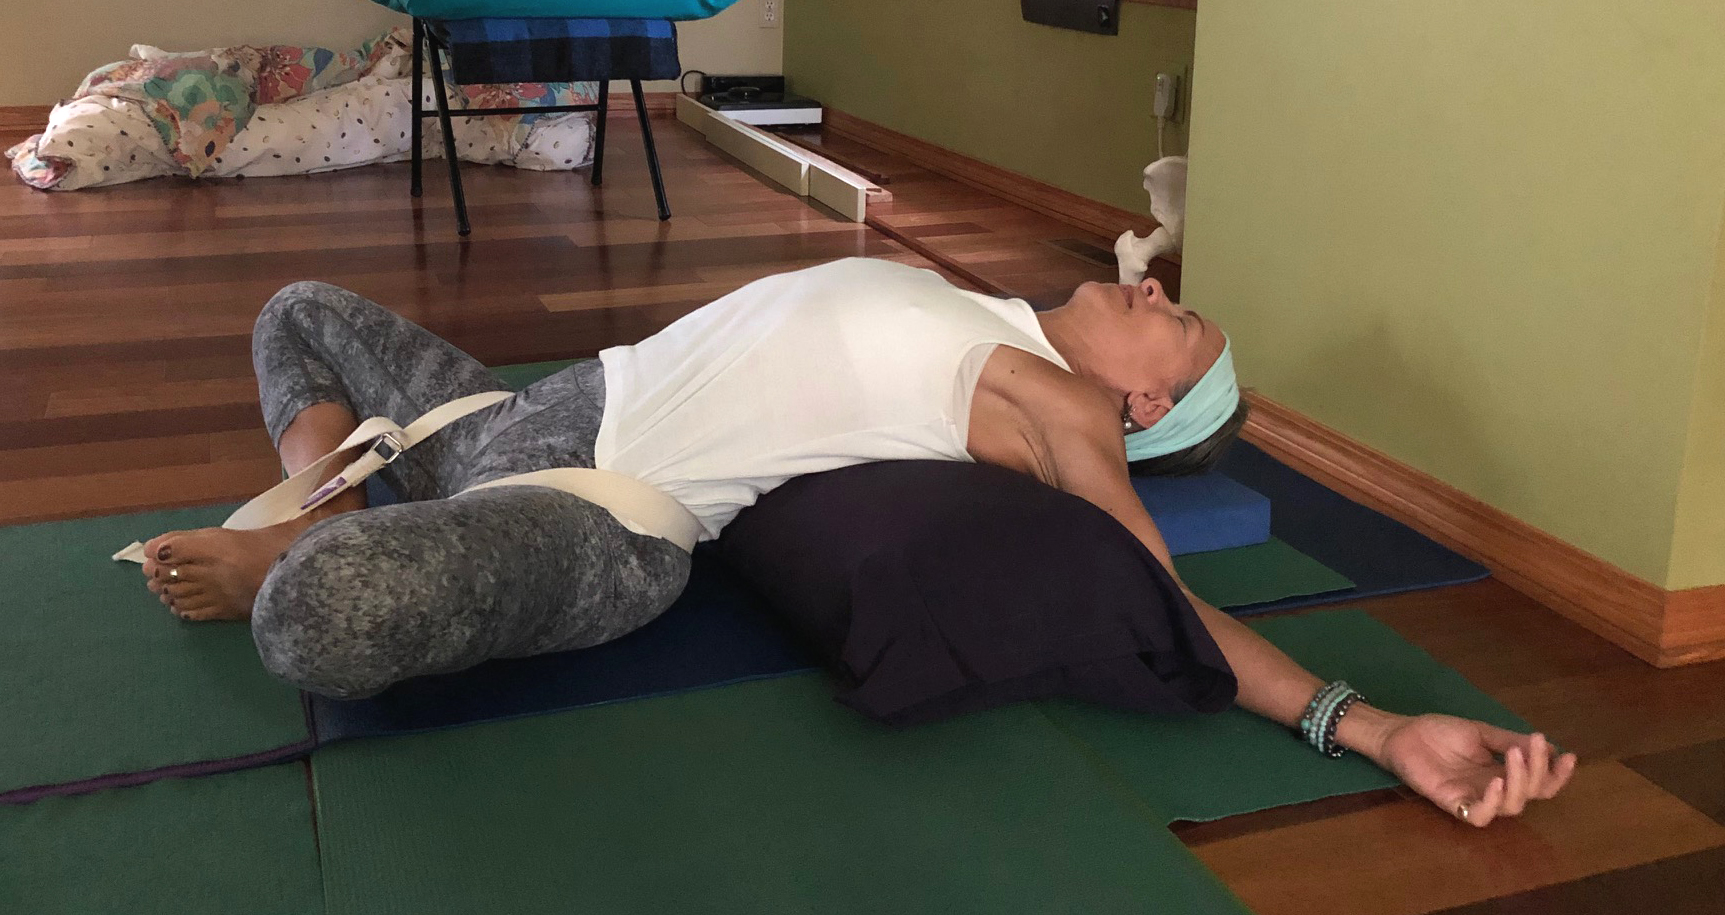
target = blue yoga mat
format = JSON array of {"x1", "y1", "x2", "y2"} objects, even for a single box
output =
[
  {"x1": 1133, "y1": 472, "x2": 1271, "y2": 556},
  {"x1": 1215, "y1": 442, "x2": 1489, "y2": 616},
  {"x1": 307, "y1": 545, "x2": 815, "y2": 743}
]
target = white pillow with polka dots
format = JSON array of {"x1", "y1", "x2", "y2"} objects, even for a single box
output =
[
  {"x1": 22, "y1": 95, "x2": 176, "y2": 190},
  {"x1": 207, "y1": 74, "x2": 414, "y2": 178}
]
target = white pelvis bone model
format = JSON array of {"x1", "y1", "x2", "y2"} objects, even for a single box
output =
[{"x1": 1114, "y1": 156, "x2": 1187, "y2": 284}]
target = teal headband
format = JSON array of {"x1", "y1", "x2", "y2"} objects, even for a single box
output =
[{"x1": 1124, "y1": 336, "x2": 1238, "y2": 461}]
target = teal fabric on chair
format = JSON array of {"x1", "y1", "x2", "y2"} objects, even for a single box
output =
[{"x1": 372, "y1": 0, "x2": 737, "y2": 20}]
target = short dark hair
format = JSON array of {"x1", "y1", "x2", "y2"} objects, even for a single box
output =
[{"x1": 1127, "y1": 395, "x2": 1251, "y2": 477}]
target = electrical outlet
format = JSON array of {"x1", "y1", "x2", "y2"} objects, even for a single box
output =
[
  {"x1": 761, "y1": 0, "x2": 780, "y2": 28},
  {"x1": 1153, "y1": 73, "x2": 1178, "y2": 120}
]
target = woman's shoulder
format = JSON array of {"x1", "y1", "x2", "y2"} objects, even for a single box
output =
[
  {"x1": 979, "y1": 347, "x2": 1112, "y2": 422},
  {"x1": 969, "y1": 347, "x2": 1119, "y2": 478}
]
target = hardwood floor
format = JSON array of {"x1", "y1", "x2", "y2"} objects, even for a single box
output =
[
  {"x1": 4, "y1": 111, "x2": 1723, "y2": 914},
  {"x1": 0, "y1": 116, "x2": 939, "y2": 525}
]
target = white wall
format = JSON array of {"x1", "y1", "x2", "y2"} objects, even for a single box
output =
[{"x1": 0, "y1": 0, "x2": 782, "y2": 106}]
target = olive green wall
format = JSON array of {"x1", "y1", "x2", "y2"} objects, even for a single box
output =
[
  {"x1": 785, "y1": 0, "x2": 1197, "y2": 218},
  {"x1": 1669, "y1": 213, "x2": 1725, "y2": 591},
  {"x1": 784, "y1": 0, "x2": 1725, "y2": 588},
  {"x1": 1181, "y1": 1, "x2": 1725, "y2": 587}
]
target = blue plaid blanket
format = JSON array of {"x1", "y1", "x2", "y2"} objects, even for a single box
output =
[
  {"x1": 431, "y1": 18, "x2": 680, "y2": 85},
  {"x1": 380, "y1": 0, "x2": 731, "y2": 20}
]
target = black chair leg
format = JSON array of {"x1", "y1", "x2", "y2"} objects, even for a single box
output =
[
  {"x1": 426, "y1": 40, "x2": 470, "y2": 236},
  {"x1": 632, "y1": 79, "x2": 671, "y2": 221},
  {"x1": 591, "y1": 81, "x2": 609, "y2": 186},
  {"x1": 410, "y1": 18, "x2": 424, "y2": 198}
]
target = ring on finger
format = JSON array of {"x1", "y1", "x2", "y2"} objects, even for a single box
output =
[{"x1": 1456, "y1": 802, "x2": 1471, "y2": 821}]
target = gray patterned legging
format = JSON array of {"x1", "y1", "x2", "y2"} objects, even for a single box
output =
[{"x1": 248, "y1": 281, "x2": 691, "y2": 699}]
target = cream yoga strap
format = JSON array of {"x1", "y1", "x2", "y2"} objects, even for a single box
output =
[{"x1": 112, "y1": 390, "x2": 703, "y2": 564}]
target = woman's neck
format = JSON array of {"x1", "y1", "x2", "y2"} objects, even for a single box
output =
[{"x1": 1036, "y1": 307, "x2": 1099, "y2": 380}]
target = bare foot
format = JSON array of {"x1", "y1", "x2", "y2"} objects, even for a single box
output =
[{"x1": 140, "y1": 519, "x2": 314, "y2": 622}]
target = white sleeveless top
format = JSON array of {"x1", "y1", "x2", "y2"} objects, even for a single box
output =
[{"x1": 595, "y1": 257, "x2": 1071, "y2": 540}]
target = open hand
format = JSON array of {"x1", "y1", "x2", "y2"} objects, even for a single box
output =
[{"x1": 1378, "y1": 714, "x2": 1577, "y2": 827}]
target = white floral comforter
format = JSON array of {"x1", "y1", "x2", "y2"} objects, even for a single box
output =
[{"x1": 9, "y1": 28, "x2": 598, "y2": 191}]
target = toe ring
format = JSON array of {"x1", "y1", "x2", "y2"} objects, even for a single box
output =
[{"x1": 168, "y1": 567, "x2": 180, "y2": 581}]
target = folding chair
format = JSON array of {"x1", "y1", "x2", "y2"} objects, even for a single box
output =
[{"x1": 411, "y1": 16, "x2": 679, "y2": 235}]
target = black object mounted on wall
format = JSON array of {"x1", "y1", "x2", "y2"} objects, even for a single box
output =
[{"x1": 1021, "y1": 0, "x2": 1121, "y2": 35}]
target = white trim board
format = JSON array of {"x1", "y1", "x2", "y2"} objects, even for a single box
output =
[
  {"x1": 724, "y1": 108, "x2": 824, "y2": 127},
  {"x1": 676, "y1": 93, "x2": 806, "y2": 195},
  {"x1": 808, "y1": 165, "x2": 868, "y2": 223},
  {"x1": 674, "y1": 94, "x2": 877, "y2": 223}
]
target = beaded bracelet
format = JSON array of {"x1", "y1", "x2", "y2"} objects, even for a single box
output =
[
  {"x1": 1300, "y1": 681, "x2": 1348, "y2": 755},
  {"x1": 1319, "y1": 690, "x2": 1364, "y2": 758},
  {"x1": 1295, "y1": 680, "x2": 1365, "y2": 758},
  {"x1": 1297, "y1": 680, "x2": 1349, "y2": 745}
]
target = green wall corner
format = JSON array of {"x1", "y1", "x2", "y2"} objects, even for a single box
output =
[
  {"x1": 785, "y1": 0, "x2": 1197, "y2": 219},
  {"x1": 784, "y1": 0, "x2": 1725, "y2": 589},
  {"x1": 1181, "y1": 0, "x2": 1725, "y2": 586},
  {"x1": 1669, "y1": 210, "x2": 1725, "y2": 591}
]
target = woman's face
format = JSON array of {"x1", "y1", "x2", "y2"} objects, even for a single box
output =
[{"x1": 1064, "y1": 278, "x2": 1226, "y2": 428}]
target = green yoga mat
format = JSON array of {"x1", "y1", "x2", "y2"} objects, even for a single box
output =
[
  {"x1": 312, "y1": 610, "x2": 1529, "y2": 914},
  {"x1": 0, "y1": 763, "x2": 324, "y2": 915},
  {"x1": 490, "y1": 358, "x2": 576, "y2": 389},
  {"x1": 0, "y1": 363, "x2": 569, "y2": 798},
  {"x1": 312, "y1": 673, "x2": 1253, "y2": 915},
  {"x1": 1041, "y1": 608, "x2": 1532, "y2": 824},
  {"x1": 1175, "y1": 538, "x2": 1352, "y2": 609},
  {"x1": 0, "y1": 507, "x2": 310, "y2": 800}
]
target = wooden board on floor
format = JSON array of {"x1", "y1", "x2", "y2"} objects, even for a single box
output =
[
  {"x1": 808, "y1": 165, "x2": 868, "y2": 223},
  {"x1": 676, "y1": 94, "x2": 883, "y2": 222},
  {"x1": 679, "y1": 93, "x2": 810, "y2": 197}
]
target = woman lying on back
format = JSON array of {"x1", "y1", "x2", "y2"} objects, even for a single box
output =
[{"x1": 140, "y1": 258, "x2": 1575, "y2": 827}]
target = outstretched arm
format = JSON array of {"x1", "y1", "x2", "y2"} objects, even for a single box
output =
[{"x1": 1040, "y1": 395, "x2": 1577, "y2": 826}]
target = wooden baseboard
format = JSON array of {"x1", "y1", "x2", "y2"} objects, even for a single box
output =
[
  {"x1": 821, "y1": 108, "x2": 1155, "y2": 242},
  {"x1": 820, "y1": 107, "x2": 1724, "y2": 667},
  {"x1": 1665, "y1": 584, "x2": 1725, "y2": 666},
  {"x1": 1243, "y1": 394, "x2": 1725, "y2": 667}
]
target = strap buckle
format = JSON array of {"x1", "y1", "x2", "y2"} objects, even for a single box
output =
[{"x1": 371, "y1": 432, "x2": 405, "y2": 465}]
